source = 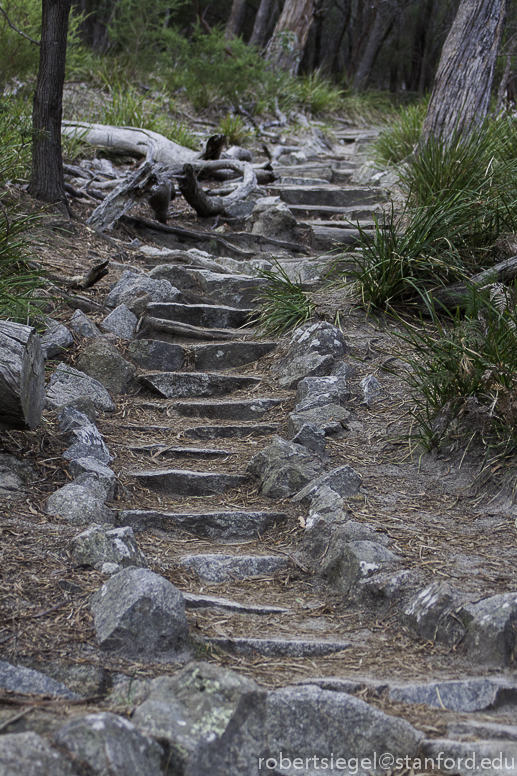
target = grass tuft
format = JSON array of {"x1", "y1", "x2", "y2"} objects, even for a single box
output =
[{"x1": 253, "y1": 261, "x2": 316, "y2": 336}]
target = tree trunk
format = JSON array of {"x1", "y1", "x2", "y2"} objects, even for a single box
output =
[
  {"x1": 264, "y1": 0, "x2": 320, "y2": 74},
  {"x1": 27, "y1": 0, "x2": 72, "y2": 204},
  {"x1": 351, "y1": 0, "x2": 396, "y2": 90},
  {"x1": 249, "y1": 0, "x2": 276, "y2": 47},
  {"x1": 420, "y1": 0, "x2": 508, "y2": 143},
  {"x1": 0, "y1": 322, "x2": 45, "y2": 431},
  {"x1": 225, "y1": 0, "x2": 247, "y2": 39}
]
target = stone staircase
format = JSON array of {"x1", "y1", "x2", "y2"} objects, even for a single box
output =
[{"x1": 2, "y1": 124, "x2": 517, "y2": 776}]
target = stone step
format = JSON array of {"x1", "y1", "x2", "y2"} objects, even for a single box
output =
[
  {"x1": 279, "y1": 176, "x2": 332, "y2": 186},
  {"x1": 309, "y1": 225, "x2": 363, "y2": 251},
  {"x1": 126, "y1": 444, "x2": 234, "y2": 459},
  {"x1": 116, "y1": 509, "x2": 287, "y2": 540},
  {"x1": 146, "y1": 302, "x2": 252, "y2": 329},
  {"x1": 139, "y1": 372, "x2": 262, "y2": 399},
  {"x1": 207, "y1": 637, "x2": 351, "y2": 657},
  {"x1": 287, "y1": 203, "x2": 385, "y2": 219},
  {"x1": 183, "y1": 424, "x2": 280, "y2": 439},
  {"x1": 149, "y1": 266, "x2": 269, "y2": 309},
  {"x1": 174, "y1": 398, "x2": 282, "y2": 420},
  {"x1": 129, "y1": 468, "x2": 247, "y2": 496},
  {"x1": 190, "y1": 341, "x2": 277, "y2": 371},
  {"x1": 180, "y1": 553, "x2": 288, "y2": 582},
  {"x1": 271, "y1": 184, "x2": 387, "y2": 208},
  {"x1": 184, "y1": 593, "x2": 289, "y2": 614}
]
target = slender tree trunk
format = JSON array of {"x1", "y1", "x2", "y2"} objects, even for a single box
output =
[
  {"x1": 351, "y1": 0, "x2": 396, "y2": 90},
  {"x1": 249, "y1": 0, "x2": 276, "y2": 47},
  {"x1": 225, "y1": 0, "x2": 247, "y2": 39},
  {"x1": 264, "y1": 0, "x2": 321, "y2": 74},
  {"x1": 28, "y1": 0, "x2": 71, "y2": 204},
  {"x1": 420, "y1": 0, "x2": 508, "y2": 143}
]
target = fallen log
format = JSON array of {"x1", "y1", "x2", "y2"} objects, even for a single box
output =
[
  {"x1": 62, "y1": 122, "x2": 199, "y2": 166},
  {"x1": 87, "y1": 161, "x2": 160, "y2": 231},
  {"x1": 428, "y1": 255, "x2": 517, "y2": 311},
  {"x1": 0, "y1": 321, "x2": 45, "y2": 430}
]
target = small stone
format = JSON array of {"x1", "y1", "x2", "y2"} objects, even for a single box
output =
[
  {"x1": 47, "y1": 364, "x2": 115, "y2": 412},
  {"x1": 46, "y1": 484, "x2": 114, "y2": 525},
  {"x1": 63, "y1": 423, "x2": 113, "y2": 464},
  {"x1": 291, "y1": 423, "x2": 327, "y2": 457},
  {"x1": 247, "y1": 436, "x2": 325, "y2": 499},
  {"x1": 40, "y1": 322, "x2": 73, "y2": 359},
  {"x1": 360, "y1": 373, "x2": 382, "y2": 406},
  {"x1": 69, "y1": 309, "x2": 102, "y2": 338},
  {"x1": 106, "y1": 269, "x2": 181, "y2": 308},
  {"x1": 71, "y1": 524, "x2": 147, "y2": 570},
  {"x1": 100, "y1": 304, "x2": 137, "y2": 340},
  {"x1": 75, "y1": 339, "x2": 136, "y2": 394},
  {"x1": 293, "y1": 465, "x2": 362, "y2": 503},
  {"x1": 0, "y1": 732, "x2": 78, "y2": 776}
]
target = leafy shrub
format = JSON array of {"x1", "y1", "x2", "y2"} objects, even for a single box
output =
[{"x1": 294, "y1": 70, "x2": 343, "y2": 115}]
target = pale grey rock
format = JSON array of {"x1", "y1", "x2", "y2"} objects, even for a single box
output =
[
  {"x1": 106, "y1": 269, "x2": 181, "y2": 308},
  {"x1": 90, "y1": 567, "x2": 188, "y2": 658},
  {"x1": 102, "y1": 562, "x2": 122, "y2": 574},
  {"x1": 180, "y1": 553, "x2": 287, "y2": 583},
  {"x1": 0, "y1": 732, "x2": 79, "y2": 776},
  {"x1": 75, "y1": 339, "x2": 136, "y2": 394},
  {"x1": 247, "y1": 200, "x2": 298, "y2": 241},
  {"x1": 288, "y1": 402, "x2": 350, "y2": 435},
  {"x1": 277, "y1": 352, "x2": 335, "y2": 390},
  {"x1": 447, "y1": 720, "x2": 517, "y2": 741},
  {"x1": 460, "y1": 592, "x2": 517, "y2": 666},
  {"x1": 296, "y1": 375, "x2": 350, "y2": 405},
  {"x1": 0, "y1": 660, "x2": 77, "y2": 698},
  {"x1": 404, "y1": 581, "x2": 466, "y2": 647},
  {"x1": 140, "y1": 372, "x2": 260, "y2": 399},
  {"x1": 69, "y1": 309, "x2": 102, "y2": 338},
  {"x1": 68, "y1": 459, "x2": 117, "y2": 500},
  {"x1": 54, "y1": 712, "x2": 163, "y2": 776},
  {"x1": 127, "y1": 339, "x2": 184, "y2": 371},
  {"x1": 247, "y1": 436, "x2": 325, "y2": 499},
  {"x1": 131, "y1": 662, "x2": 265, "y2": 776},
  {"x1": 265, "y1": 685, "x2": 422, "y2": 776},
  {"x1": 293, "y1": 465, "x2": 362, "y2": 503},
  {"x1": 100, "y1": 304, "x2": 137, "y2": 340},
  {"x1": 389, "y1": 677, "x2": 517, "y2": 713},
  {"x1": 357, "y1": 568, "x2": 423, "y2": 608},
  {"x1": 274, "y1": 322, "x2": 348, "y2": 389},
  {"x1": 57, "y1": 398, "x2": 98, "y2": 429},
  {"x1": 420, "y1": 738, "x2": 517, "y2": 776},
  {"x1": 46, "y1": 484, "x2": 114, "y2": 525},
  {"x1": 47, "y1": 364, "x2": 115, "y2": 412},
  {"x1": 209, "y1": 637, "x2": 351, "y2": 657},
  {"x1": 63, "y1": 423, "x2": 113, "y2": 464},
  {"x1": 41, "y1": 322, "x2": 73, "y2": 359},
  {"x1": 291, "y1": 423, "x2": 326, "y2": 457},
  {"x1": 71, "y1": 524, "x2": 147, "y2": 570},
  {"x1": 360, "y1": 374, "x2": 382, "y2": 406},
  {"x1": 319, "y1": 534, "x2": 400, "y2": 595}
]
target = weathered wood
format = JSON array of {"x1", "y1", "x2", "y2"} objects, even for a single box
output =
[
  {"x1": 0, "y1": 321, "x2": 45, "y2": 430},
  {"x1": 178, "y1": 162, "x2": 258, "y2": 218},
  {"x1": 87, "y1": 161, "x2": 158, "y2": 231},
  {"x1": 143, "y1": 316, "x2": 248, "y2": 341},
  {"x1": 62, "y1": 122, "x2": 198, "y2": 166},
  {"x1": 428, "y1": 255, "x2": 517, "y2": 311}
]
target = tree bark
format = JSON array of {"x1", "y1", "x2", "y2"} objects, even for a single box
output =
[
  {"x1": 0, "y1": 322, "x2": 45, "y2": 431},
  {"x1": 420, "y1": 0, "x2": 508, "y2": 143},
  {"x1": 264, "y1": 0, "x2": 321, "y2": 74},
  {"x1": 225, "y1": 0, "x2": 247, "y2": 39},
  {"x1": 351, "y1": 0, "x2": 397, "y2": 90},
  {"x1": 249, "y1": 0, "x2": 276, "y2": 47},
  {"x1": 27, "y1": 0, "x2": 72, "y2": 204}
]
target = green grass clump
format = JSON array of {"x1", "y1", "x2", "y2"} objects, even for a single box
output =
[
  {"x1": 294, "y1": 70, "x2": 344, "y2": 115},
  {"x1": 396, "y1": 285, "x2": 517, "y2": 458},
  {"x1": 216, "y1": 114, "x2": 252, "y2": 146},
  {"x1": 254, "y1": 261, "x2": 315, "y2": 336},
  {"x1": 373, "y1": 99, "x2": 427, "y2": 166}
]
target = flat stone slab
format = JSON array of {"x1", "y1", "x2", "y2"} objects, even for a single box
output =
[
  {"x1": 0, "y1": 660, "x2": 78, "y2": 698},
  {"x1": 389, "y1": 677, "x2": 517, "y2": 713},
  {"x1": 184, "y1": 593, "x2": 289, "y2": 614},
  {"x1": 116, "y1": 509, "x2": 287, "y2": 540},
  {"x1": 191, "y1": 341, "x2": 277, "y2": 370},
  {"x1": 208, "y1": 637, "x2": 351, "y2": 657},
  {"x1": 126, "y1": 444, "x2": 233, "y2": 459},
  {"x1": 174, "y1": 398, "x2": 282, "y2": 420},
  {"x1": 184, "y1": 424, "x2": 280, "y2": 439},
  {"x1": 129, "y1": 469, "x2": 247, "y2": 496},
  {"x1": 274, "y1": 184, "x2": 387, "y2": 208},
  {"x1": 180, "y1": 553, "x2": 288, "y2": 582},
  {"x1": 146, "y1": 302, "x2": 252, "y2": 328},
  {"x1": 140, "y1": 372, "x2": 261, "y2": 398}
]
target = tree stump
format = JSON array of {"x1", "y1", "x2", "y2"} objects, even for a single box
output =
[{"x1": 0, "y1": 321, "x2": 45, "y2": 430}]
